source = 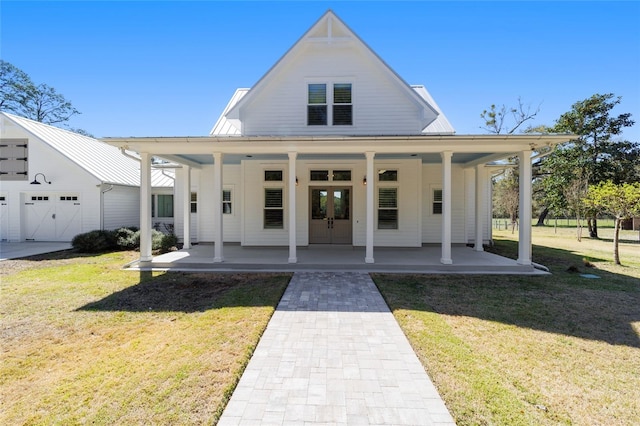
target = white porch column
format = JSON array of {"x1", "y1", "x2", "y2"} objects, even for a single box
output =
[
  {"x1": 182, "y1": 165, "x2": 191, "y2": 250},
  {"x1": 139, "y1": 152, "x2": 152, "y2": 262},
  {"x1": 365, "y1": 151, "x2": 375, "y2": 263},
  {"x1": 213, "y1": 152, "x2": 224, "y2": 262},
  {"x1": 288, "y1": 151, "x2": 297, "y2": 263},
  {"x1": 518, "y1": 150, "x2": 533, "y2": 265},
  {"x1": 440, "y1": 151, "x2": 453, "y2": 264},
  {"x1": 474, "y1": 164, "x2": 485, "y2": 252}
]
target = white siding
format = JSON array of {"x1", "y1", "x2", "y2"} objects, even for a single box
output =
[
  {"x1": 242, "y1": 161, "x2": 289, "y2": 246},
  {"x1": 194, "y1": 164, "x2": 242, "y2": 243},
  {"x1": 369, "y1": 159, "x2": 422, "y2": 247},
  {"x1": 422, "y1": 164, "x2": 467, "y2": 244},
  {"x1": 102, "y1": 185, "x2": 139, "y2": 230},
  {"x1": 241, "y1": 46, "x2": 426, "y2": 136}
]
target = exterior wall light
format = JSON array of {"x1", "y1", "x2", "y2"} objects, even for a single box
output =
[{"x1": 30, "y1": 173, "x2": 51, "y2": 185}]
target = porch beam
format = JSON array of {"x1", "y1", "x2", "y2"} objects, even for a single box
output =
[
  {"x1": 517, "y1": 150, "x2": 533, "y2": 265},
  {"x1": 441, "y1": 151, "x2": 453, "y2": 264},
  {"x1": 213, "y1": 152, "x2": 224, "y2": 262},
  {"x1": 474, "y1": 165, "x2": 484, "y2": 252},
  {"x1": 288, "y1": 151, "x2": 297, "y2": 263},
  {"x1": 182, "y1": 165, "x2": 191, "y2": 250},
  {"x1": 139, "y1": 152, "x2": 152, "y2": 262},
  {"x1": 365, "y1": 151, "x2": 375, "y2": 263}
]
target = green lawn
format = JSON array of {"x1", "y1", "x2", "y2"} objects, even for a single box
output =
[
  {"x1": 0, "y1": 251, "x2": 290, "y2": 425},
  {"x1": 3, "y1": 230, "x2": 639, "y2": 425},
  {"x1": 374, "y1": 227, "x2": 640, "y2": 425}
]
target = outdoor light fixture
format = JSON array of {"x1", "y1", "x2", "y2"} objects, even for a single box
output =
[
  {"x1": 296, "y1": 177, "x2": 299, "y2": 186},
  {"x1": 30, "y1": 173, "x2": 51, "y2": 185},
  {"x1": 363, "y1": 176, "x2": 367, "y2": 185}
]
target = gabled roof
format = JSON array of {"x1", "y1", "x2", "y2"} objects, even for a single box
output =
[
  {"x1": 1, "y1": 112, "x2": 172, "y2": 187},
  {"x1": 209, "y1": 88, "x2": 247, "y2": 136},
  {"x1": 412, "y1": 86, "x2": 455, "y2": 135},
  {"x1": 224, "y1": 10, "x2": 440, "y2": 133}
]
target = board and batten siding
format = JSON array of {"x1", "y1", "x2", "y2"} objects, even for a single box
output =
[
  {"x1": 241, "y1": 46, "x2": 426, "y2": 136},
  {"x1": 422, "y1": 164, "x2": 467, "y2": 244}
]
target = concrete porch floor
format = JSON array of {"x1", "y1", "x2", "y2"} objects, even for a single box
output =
[{"x1": 130, "y1": 244, "x2": 547, "y2": 274}]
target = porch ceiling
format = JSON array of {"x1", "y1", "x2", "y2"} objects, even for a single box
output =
[
  {"x1": 165, "y1": 152, "x2": 492, "y2": 165},
  {"x1": 103, "y1": 134, "x2": 575, "y2": 168}
]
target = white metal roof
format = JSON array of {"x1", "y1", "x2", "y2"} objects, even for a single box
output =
[
  {"x1": 412, "y1": 86, "x2": 456, "y2": 135},
  {"x1": 1, "y1": 112, "x2": 173, "y2": 187},
  {"x1": 209, "y1": 89, "x2": 248, "y2": 136}
]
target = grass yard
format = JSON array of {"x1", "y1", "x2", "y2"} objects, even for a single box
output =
[
  {"x1": 373, "y1": 227, "x2": 640, "y2": 425},
  {"x1": 0, "y1": 251, "x2": 290, "y2": 425}
]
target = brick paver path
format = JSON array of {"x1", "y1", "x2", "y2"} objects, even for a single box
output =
[{"x1": 217, "y1": 272, "x2": 456, "y2": 425}]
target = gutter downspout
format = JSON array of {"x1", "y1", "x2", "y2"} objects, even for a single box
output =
[{"x1": 100, "y1": 184, "x2": 114, "y2": 230}]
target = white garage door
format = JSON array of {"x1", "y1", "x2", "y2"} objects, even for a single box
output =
[
  {"x1": 0, "y1": 195, "x2": 8, "y2": 241},
  {"x1": 24, "y1": 194, "x2": 82, "y2": 241}
]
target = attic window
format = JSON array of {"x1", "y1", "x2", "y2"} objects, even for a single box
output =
[{"x1": 307, "y1": 83, "x2": 353, "y2": 126}]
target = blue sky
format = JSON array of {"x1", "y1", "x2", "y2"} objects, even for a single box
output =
[{"x1": 2, "y1": 1, "x2": 639, "y2": 141}]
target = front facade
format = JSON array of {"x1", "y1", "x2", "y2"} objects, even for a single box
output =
[
  {"x1": 105, "y1": 11, "x2": 571, "y2": 266},
  {"x1": 0, "y1": 112, "x2": 174, "y2": 242}
]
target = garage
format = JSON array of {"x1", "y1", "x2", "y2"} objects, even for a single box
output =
[{"x1": 23, "y1": 193, "x2": 81, "y2": 241}]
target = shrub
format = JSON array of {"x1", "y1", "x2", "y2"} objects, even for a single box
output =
[
  {"x1": 72, "y1": 228, "x2": 178, "y2": 254},
  {"x1": 115, "y1": 227, "x2": 139, "y2": 250},
  {"x1": 72, "y1": 230, "x2": 117, "y2": 253},
  {"x1": 159, "y1": 233, "x2": 179, "y2": 253}
]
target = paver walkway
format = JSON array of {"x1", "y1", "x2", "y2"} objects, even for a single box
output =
[{"x1": 217, "y1": 272, "x2": 456, "y2": 425}]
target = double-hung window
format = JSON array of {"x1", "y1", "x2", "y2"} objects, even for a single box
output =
[
  {"x1": 307, "y1": 83, "x2": 352, "y2": 126},
  {"x1": 308, "y1": 84, "x2": 327, "y2": 125},
  {"x1": 223, "y1": 190, "x2": 232, "y2": 214},
  {"x1": 333, "y1": 83, "x2": 352, "y2": 125},
  {"x1": 432, "y1": 189, "x2": 443, "y2": 215},
  {"x1": 377, "y1": 169, "x2": 398, "y2": 230},
  {"x1": 264, "y1": 170, "x2": 284, "y2": 229}
]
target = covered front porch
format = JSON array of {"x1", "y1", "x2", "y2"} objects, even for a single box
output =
[{"x1": 128, "y1": 243, "x2": 546, "y2": 274}]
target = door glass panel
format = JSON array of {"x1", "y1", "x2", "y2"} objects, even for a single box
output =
[
  {"x1": 333, "y1": 189, "x2": 350, "y2": 220},
  {"x1": 311, "y1": 189, "x2": 328, "y2": 220}
]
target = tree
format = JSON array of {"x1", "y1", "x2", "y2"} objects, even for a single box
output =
[
  {"x1": 493, "y1": 168, "x2": 519, "y2": 233},
  {"x1": 480, "y1": 97, "x2": 541, "y2": 134},
  {"x1": 0, "y1": 60, "x2": 34, "y2": 115},
  {"x1": 0, "y1": 60, "x2": 81, "y2": 127},
  {"x1": 20, "y1": 83, "x2": 80, "y2": 125},
  {"x1": 551, "y1": 93, "x2": 636, "y2": 238},
  {"x1": 482, "y1": 97, "x2": 543, "y2": 228},
  {"x1": 583, "y1": 181, "x2": 640, "y2": 265}
]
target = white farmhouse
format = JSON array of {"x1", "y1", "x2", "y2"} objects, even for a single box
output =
[
  {"x1": 0, "y1": 112, "x2": 174, "y2": 242},
  {"x1": 104, "y1": 10, "x2": 571, "y2": 267}
]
